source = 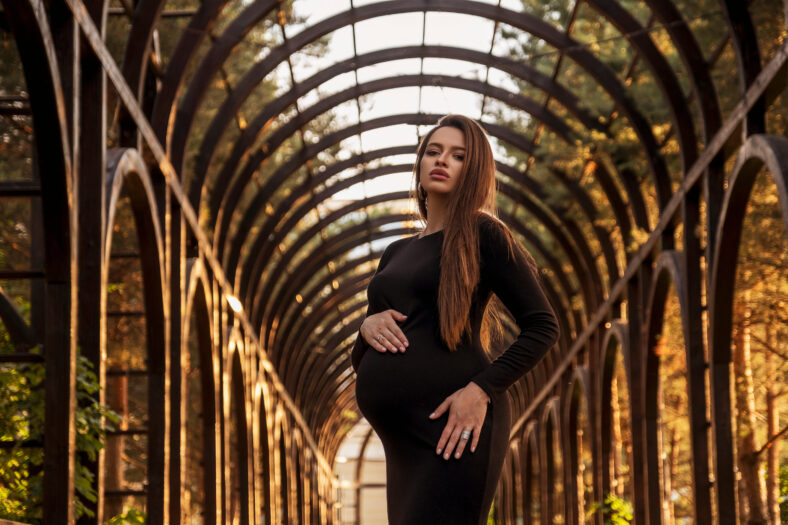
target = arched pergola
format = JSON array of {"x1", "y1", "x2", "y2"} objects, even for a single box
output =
[{"x1": 0, "y1": 0, "x2": 786, "y2": 523}]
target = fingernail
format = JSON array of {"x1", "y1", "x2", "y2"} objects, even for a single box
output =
[
  {"x1": 399, "y1": 346, "x2": 404, "y2": 351},
  {"x1": 404, "y1": 341, "x2": 409, "y2": 347},
  {"x1": 455, "y1": 453, "x2": 460, "y2": 458},
  {"x1": 443, "y1": 453, "x2": 449, "y2": 460},
  {"x1": 429, "y1": 412, "x2": 435, "y2": 417},
  {"x1": 436, "y1": 448, "x2": 441, "y2": 454}
]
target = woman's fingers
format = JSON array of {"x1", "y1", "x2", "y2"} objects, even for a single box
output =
[
  {"x1": 381, "y1": 327, "x2": 404, "y2": 352},
  {"x1": 363, "y1": 311, "x2": 409, "y2": 352},
  {"x1": 438, "y1": 424, "x2": 479, "y2": 459},
  {"x1": 453, "y1": 428, "x2": 472, "y2": 459},
  {"x1": 386, "y1": 310, "x2": 409, "y2": 348},
  {"x1": 389, "y1": 325, "x2": 408, "y2": 349},
  {"x1": 470, "y1": 426, "x2": 480, "y2": 453},
  {"x1": 435, "y1": 424, "x2": 454, "y2": 458},
  {"x1": 388, "y1": 309, "x2": 408, "y2": 321},
  {"x1": 378, "y1": 326, "x2": 404, "y2": 352},
  {"x1": 431, "y1": 385, "x2": 487, "y2": 459},
  {"x1": 429, "y1": 398, "x2": 450, "y2": 420},
  {"x1": 373, "y1": 330, "x2": 396, "y2": 353}
]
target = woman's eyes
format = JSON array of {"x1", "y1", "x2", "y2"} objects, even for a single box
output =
[{"x1": 426, "y1": 150, "x2": 464, "y2": 160}]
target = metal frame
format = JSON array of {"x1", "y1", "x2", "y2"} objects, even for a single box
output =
[{"x1": 0, "y1": 0, "x2": 786, "y2": 523}]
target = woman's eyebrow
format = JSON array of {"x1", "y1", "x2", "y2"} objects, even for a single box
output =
[{"x1": 426, "y1": 142, "x2": 466, "y2": 150}]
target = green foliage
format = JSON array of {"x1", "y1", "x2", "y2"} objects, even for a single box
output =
[
  {"x1": 588, "y1": 493, "x2": 634, "y2": 524},
  {"x1": 0, "y1": 343, "x2": 120, "y2": 523},
  {"x1": 0, "y1": 347, "x2": 44, "y2": 522},
  {"x1": 108, "y1": 507, "x2": 147, "y2": 524}
]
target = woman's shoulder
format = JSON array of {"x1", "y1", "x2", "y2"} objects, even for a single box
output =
[
  {"x1": 475, "y1": 212, "x2": 521, "y2": 266},
  {"x1": 476, "y1": 212, "x2": 514, "y2": 244}
]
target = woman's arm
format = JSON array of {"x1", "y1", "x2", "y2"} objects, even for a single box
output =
[{"x1": 469, "y1": 219, "x2": 560, "y2": 400}]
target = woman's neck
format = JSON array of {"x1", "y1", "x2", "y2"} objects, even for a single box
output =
[{"x1": 424, "y1": 193, "x2": 448, "y2": 233}]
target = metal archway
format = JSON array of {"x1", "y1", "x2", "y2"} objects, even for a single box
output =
[{"x1": 0, "y1": 0, "x2": 786, "y2": 523}]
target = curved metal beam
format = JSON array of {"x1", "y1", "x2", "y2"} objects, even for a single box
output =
[{"x1": 189, "y1": 42, "x2": 609, "y2": 212}]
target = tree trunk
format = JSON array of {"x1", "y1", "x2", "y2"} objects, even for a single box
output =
[
  {"x1": 668, "y1": 425, "x2": 680, "y2": 524},
  {"x1": 733, "y1": 297, "x2": 767, "y2": 524},
  {"x1": 764, "y1": 321, "x2": 780, "y2": 525},
  {"x1": 611, "y1": 375, "x2": 623, "y2": 497}
]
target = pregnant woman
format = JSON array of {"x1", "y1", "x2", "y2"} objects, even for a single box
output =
[{"x1": 351, "y1": 114, "x2": 560, "y2": 524}]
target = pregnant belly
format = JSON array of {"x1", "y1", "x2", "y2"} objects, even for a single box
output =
[{"x1": 354, "y1": 338, "x2": 486, "y2": 432}]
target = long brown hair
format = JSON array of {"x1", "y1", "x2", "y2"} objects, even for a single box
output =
[{"x1": 411, "y1": 114, "x2": 538, "y2": 353}]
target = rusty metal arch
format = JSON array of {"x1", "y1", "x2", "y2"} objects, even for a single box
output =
[
  {"x1": 148, "y1": 0, "x2": 230, "y2": 141},
  {"x1": 562, "y1": 364, "x2": 594, "y2": 525},
  {"x1": 253, "y1": 374, "x2": 275, "y2": 525},
  {"x1": 720, "y1": 0, "x2": 766, "y2": 135},
  {"x1": 642, "y1": 248, "x2": 713, "y2": 523},
  {"x1": 234, "y1": 146, "x2": 413, "y2": 297},
  {"x1": 583, "y1": 0, "x2": 698, "y2": 172},
  {"x1": 3, "y1": 0, "x2": 788, "y2": 522},
  {"x1": 502, "y1": 438, "x2": 523, "y2": 522},
  {"x1": 540, "y1": 396, "x2": 565, "y2": 521},
  {"x1": 190, "y1": 42, "x2": 608, "y2": 216},
  {"x1": 117, "y1": 0, "x2": 166, "y2": 147},
  {"x1": 708, "y1": 133, "x2": 788, "y2": 521},
  {"x1": 202, "y1": 70, "x2": 577, "y2": 224},
  {"x1": 1, "y1": 1, "x2": 77, "y2": 522},
  {"x1": 103, "y1": 147, "x2": 170, "y2": 522},
  {"x1": 519, "y1": 419, "x2": 541, "y2": 524},
  {"x1": 165, "y1": 0, "x2": 282, "y2": 177},
  {"x1": 182, "y1": 261, "x2": 221, "y2": 523},
  {"x1": 225, "y1": 344, "x2": 251, "y2": 523},
  {"x1": 168, "y1": 0, "x2": 675, "y2": 228},
  {"x1": 598, "y1": 320, "x2": 632, "y2": 498}
]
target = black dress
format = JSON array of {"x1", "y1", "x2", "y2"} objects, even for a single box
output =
[{"x1": 351, "y1": 215, "x2": 560, "y2": 525}]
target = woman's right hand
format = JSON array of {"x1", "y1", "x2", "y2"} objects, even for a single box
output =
[{"x1": 360, "y1": 309, "x2": 409, "y2": 353}]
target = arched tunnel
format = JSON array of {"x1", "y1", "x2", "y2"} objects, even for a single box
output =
[{"x1": 0, "y1": 0, "x2": 787, "y2": 523}]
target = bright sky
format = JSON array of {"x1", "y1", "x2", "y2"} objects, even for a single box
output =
[{"x1": 272, "y1": 0, "x2": 534, "y2": 229}]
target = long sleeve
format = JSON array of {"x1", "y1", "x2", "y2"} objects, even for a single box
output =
[
  {"x1": 350, "y1": 240, "x2": 397, "y2": 373},
  {"x1": 351, "y1": 303, "x2": 373, "y2": 373},
  {"x1": 470, "y1": 219, "x2": 560, "y2": 400}
]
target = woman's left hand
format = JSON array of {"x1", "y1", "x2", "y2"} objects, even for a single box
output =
[{"x1": 428, "y1": 382, "x2": 491, "y2": 460}]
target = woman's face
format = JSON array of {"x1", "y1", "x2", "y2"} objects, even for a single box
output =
[{"x1": 419, "y1": 126, "x2": 466, "y2": 196}]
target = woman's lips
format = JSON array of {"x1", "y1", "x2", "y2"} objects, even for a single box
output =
[{"x1": 430, "y1": 171, "x2": 449, "y2": 180}]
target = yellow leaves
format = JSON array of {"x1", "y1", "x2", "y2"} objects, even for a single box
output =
[
  {"x1": 761, "y1": 192, "x2": 779, "y2": 205},
  {"x1": 589, "y1": 129, "x2": 608, "y2": 143},
  {"x1": 627, "y1": 226, "x2": 651, "y2": 253}
]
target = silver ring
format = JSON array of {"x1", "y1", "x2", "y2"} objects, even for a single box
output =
[
  {"x1": 376, "y1": 335, "x2": 383, "y2": 342},
  {"x1": 460, "y1": 430, "x2": 471, "y2": 440}
]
